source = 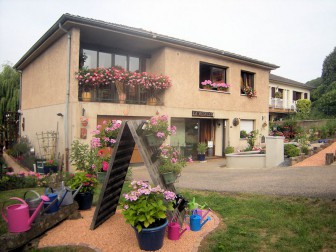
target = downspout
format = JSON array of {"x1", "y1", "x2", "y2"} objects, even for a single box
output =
[
  {"x1": 18, "y1": 70, "x2": 22, "y2": 138},
  {"x1": 59, "y1": 23, "x2": 71, "y2": 172}
]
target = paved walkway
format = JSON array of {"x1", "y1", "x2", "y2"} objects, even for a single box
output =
[{"x1": 132, "y1": 156, "x2": 336, "y2": 199}]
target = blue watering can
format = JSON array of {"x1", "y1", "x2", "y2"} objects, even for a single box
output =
[
  {"x1": 190, "y1": 214, "x2": 211, "y2": 231},
  {"x1": 44, "y1": 187, "x2": 67, "y2": 214}
]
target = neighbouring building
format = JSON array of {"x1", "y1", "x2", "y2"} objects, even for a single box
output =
[
  {"x1": 269, "y1": 74, "x2": 313, "y2": 122},
  {"x1": 14, "y1": 14, "x2": 279, "y2": 170}
]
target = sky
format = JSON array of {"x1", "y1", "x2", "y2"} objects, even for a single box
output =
[{"x1": 0, "y1": 0, "x2": 335, "y2": 83}]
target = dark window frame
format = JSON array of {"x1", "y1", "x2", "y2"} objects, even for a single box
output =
[
  {"x1": 81, "y1": 48, "x2": 142, "y2": 72},
  {"x1": 241, "y1": 70, "x2": 255, "y2": 95},
  {"x1": 199, "y1": 62, "x2": 228, "y2": 90}
]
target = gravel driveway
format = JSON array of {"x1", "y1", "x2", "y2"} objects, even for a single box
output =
[{"x1": 132, "y1": 159, "x2": 336, "y2": 199}]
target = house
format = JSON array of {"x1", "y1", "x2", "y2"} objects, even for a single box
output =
[
  {"x1": 269, "y1": 74, "x2": 313, "y2": 122},
  {"x1": 14, "y1": 14, "x2": 279, "y2": 170}
]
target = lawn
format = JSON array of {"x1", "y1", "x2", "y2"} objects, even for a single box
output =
[
  {"x1": 180, "y1": 190, "x2": 336, "y2": 252},
  {"x1": 1, "y1": 187, "x2": 335, "y2": 251}
]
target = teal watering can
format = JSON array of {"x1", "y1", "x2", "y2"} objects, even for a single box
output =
[{"x1": 190, "y1": 214, "x2": 211, "y2": 232}]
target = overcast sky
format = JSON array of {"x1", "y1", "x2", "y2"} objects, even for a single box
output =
[{"x1": 0, "y1": 0, "x2": 335, "y2": 83}]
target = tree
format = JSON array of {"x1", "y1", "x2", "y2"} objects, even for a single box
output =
[
  {"x1": 321, "y1": 47, "x2": 336, "y2": 87},
  {"x1": 0, "y1": 64, "x2": 20, "y2": 125},
  {"x1": 296, "y1": 99, "x2": 311, "y2": 119},
  {"x1": 310, "y1": 47, "x2": 336, "y2": 117}
]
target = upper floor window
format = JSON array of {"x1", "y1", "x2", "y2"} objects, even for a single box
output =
[
  {"x1": 272, "y1": 87, "x2": 283, "y2": 98},
  {"x1": 241, "y1": 71, "x2": 255, "y2": 95},
  {"x1": 82, "y1": 49, "x2": 140, "y2": 72},
  {"x1": 293, "y1": 91, "x2": 302, "y2": 101},
  {"x1": 199, "y1": 62, "x2": 228, "y2": 91}
]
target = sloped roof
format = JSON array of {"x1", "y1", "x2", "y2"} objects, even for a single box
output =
[
  {"x1": 15, "y1": 13, "x2": 279, "y2": 70},
  {"x1": 270, "y1": 74, "x2": 314, "y2": 90}
]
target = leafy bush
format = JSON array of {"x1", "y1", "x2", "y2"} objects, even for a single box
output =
[
  {"x1": 0, "y1": 173, "x2": 38, "y2": 191},
  {"x1": 325, "y1": 119, "x2": 336, "y2": 137},
  {"x1": 224, "y1": 146, "x2": 235, "y2": 154},
  {"x1": 240, "y1": 130, "x2": 247, "y2": 138},
  {"x1": 301, "y1": 146, "x2": 309, "y2": 155},
  {"x1": 284, "y1": 144, "x2": 300, "y2": 157}
]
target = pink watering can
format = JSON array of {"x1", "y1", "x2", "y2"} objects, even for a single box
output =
[
  {"x1": 168, "y1": 221, "x2": 190, "y2": 240},
  {"x1": 2, "y1": 196, "x2": 49, "y2": 233}
]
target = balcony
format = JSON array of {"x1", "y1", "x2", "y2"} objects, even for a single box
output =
[
  {"x1": 269, "y1": 98, "x2": 296, "y2": 113},
  {"x1": 78, "y1": 84, "x2": 164, "y2": 105}
]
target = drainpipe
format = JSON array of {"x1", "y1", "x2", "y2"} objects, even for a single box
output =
[
  {"x1": 59, "y1": 23, "x2": 71, "y2": 172},
  {"x1": 18, "y1": 70, "x2": 22, "y2": 138}
]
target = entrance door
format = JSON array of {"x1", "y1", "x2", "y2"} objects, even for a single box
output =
[
  {"x1": 199, "y1": 119, "x2": 212, "y2": 143},
  {"x1": 199, "y1": 119, "x2": 214, "y2": 155}
]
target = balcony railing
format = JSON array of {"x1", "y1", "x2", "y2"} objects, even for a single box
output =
[
  {"x1": 78, "y1": 84, "x2": 163, "y2": 105},
  {"x1": 269, "y1": 98, "x2": 297, "y2": 111}
]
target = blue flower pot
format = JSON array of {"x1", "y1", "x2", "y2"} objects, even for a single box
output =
[
  {"x1": 74, "y1": 192, "x2": 93, "y2": 210},
  {"x1": 133, "y1": 219, "x2": 168, "y2": 251}
]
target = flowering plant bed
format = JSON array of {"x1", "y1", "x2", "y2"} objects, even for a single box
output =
[{"x1": 75, "y1": 67, "x2": 172, "y2": 94}]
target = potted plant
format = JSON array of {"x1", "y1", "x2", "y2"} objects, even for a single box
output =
[
  {"x1": 142, "y1": 115, "x2": 176, "y2": 147},
  {"x1": 215, "y1": 82, "x2": 231, "y2": 91},
  {"x1": 200, "y1": 80, "x2": 213, "y2": 90},
  {"x1": 96, "y1": 152, "x2": 110, "y2": 183},
  {"x1": 120, "y1": 180, "x2": 175, "y2": 251},
  {"x1": 91, "y1": 120, "x2": 122, "y2": 149},
  {"x1": 158, "y1": 145, "x2": 189, "y2": 184},
  {"x1": 274, "y1": 91, "x2": 282, "y2": 98},
  {"x1": 80, "y1": 116, "x2": 89, "y2": 127},
  {"x1": 197, "y1": 142, "x2": 207, "y2": 161},
  {"x1": 68, "y1": 171, "x2": 98, "y2": 210},
  {"x1": 43, "y1": 158, "x2": 58, "y2": 174},
  {"x1": 70, "y1": 140, "x2": 102, "y2": 209},
  {"x1": 243, "y1": 86, "x2": 257, "y2": 98}
]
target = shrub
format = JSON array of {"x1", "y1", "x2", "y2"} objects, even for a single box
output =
[
  {"x1": 284, "y1": 144, "x2": 300, "y2": 157},
  {"x1": 301, "y1": 146, "x2": 309, "y2": 155},
  {"x1": 240, "y1": 130, "x2": 247, "y2": 138},
  {"x1": 0, "y1": 172, "x2": 39, "y2": 191},
  {"x1": 224, "y1": 146, "x2": 235, "y2": 154}
]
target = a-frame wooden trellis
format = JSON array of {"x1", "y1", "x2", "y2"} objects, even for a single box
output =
[{"x1": 90, "y1": 120, "x2": 176, "y2": 230}]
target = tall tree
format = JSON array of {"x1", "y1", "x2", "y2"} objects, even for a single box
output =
[
  {"x1": 311, "y1": 47, "x2": 336, "y2": 116},
  {"x1": 321, "y1": 47, "x2": 336, "y2": 88},
  {"x1": 0, "y1": 64, "x2": 20, "y2": 124}
]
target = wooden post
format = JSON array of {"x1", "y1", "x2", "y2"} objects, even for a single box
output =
[{"x1": 325, "y1": 153, "x2": 334, "y2": 165}]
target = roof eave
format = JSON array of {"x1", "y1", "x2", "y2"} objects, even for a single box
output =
[{"x1": 14, "y1": 14, "x2": 279, "y2": 70}]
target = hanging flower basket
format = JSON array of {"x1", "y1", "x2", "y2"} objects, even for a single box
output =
[
  {"x1": 145, "y1": 134, "x2": 164, "y2": 147},
  {"x1": 161, "y1": 172, "x2": 177, "y2": 184}
]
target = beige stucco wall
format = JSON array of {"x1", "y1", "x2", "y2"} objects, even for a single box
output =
[
  {"x1": 20, "y1": 28, "x2": 80, "y2": 158},
  {"x1": 20, "y1": 28, "x2": 271, "y2": 162},
  {"x1": 73, "y1": 46, "x2": 270, "y2": 153}
]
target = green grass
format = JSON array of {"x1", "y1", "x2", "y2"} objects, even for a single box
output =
[
  {"x1": 180, "y1": 190, "x2": 336, "y2": 252},
  {"x1": 1, "y1": 187, "x2": 336, "y2": 251}
]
